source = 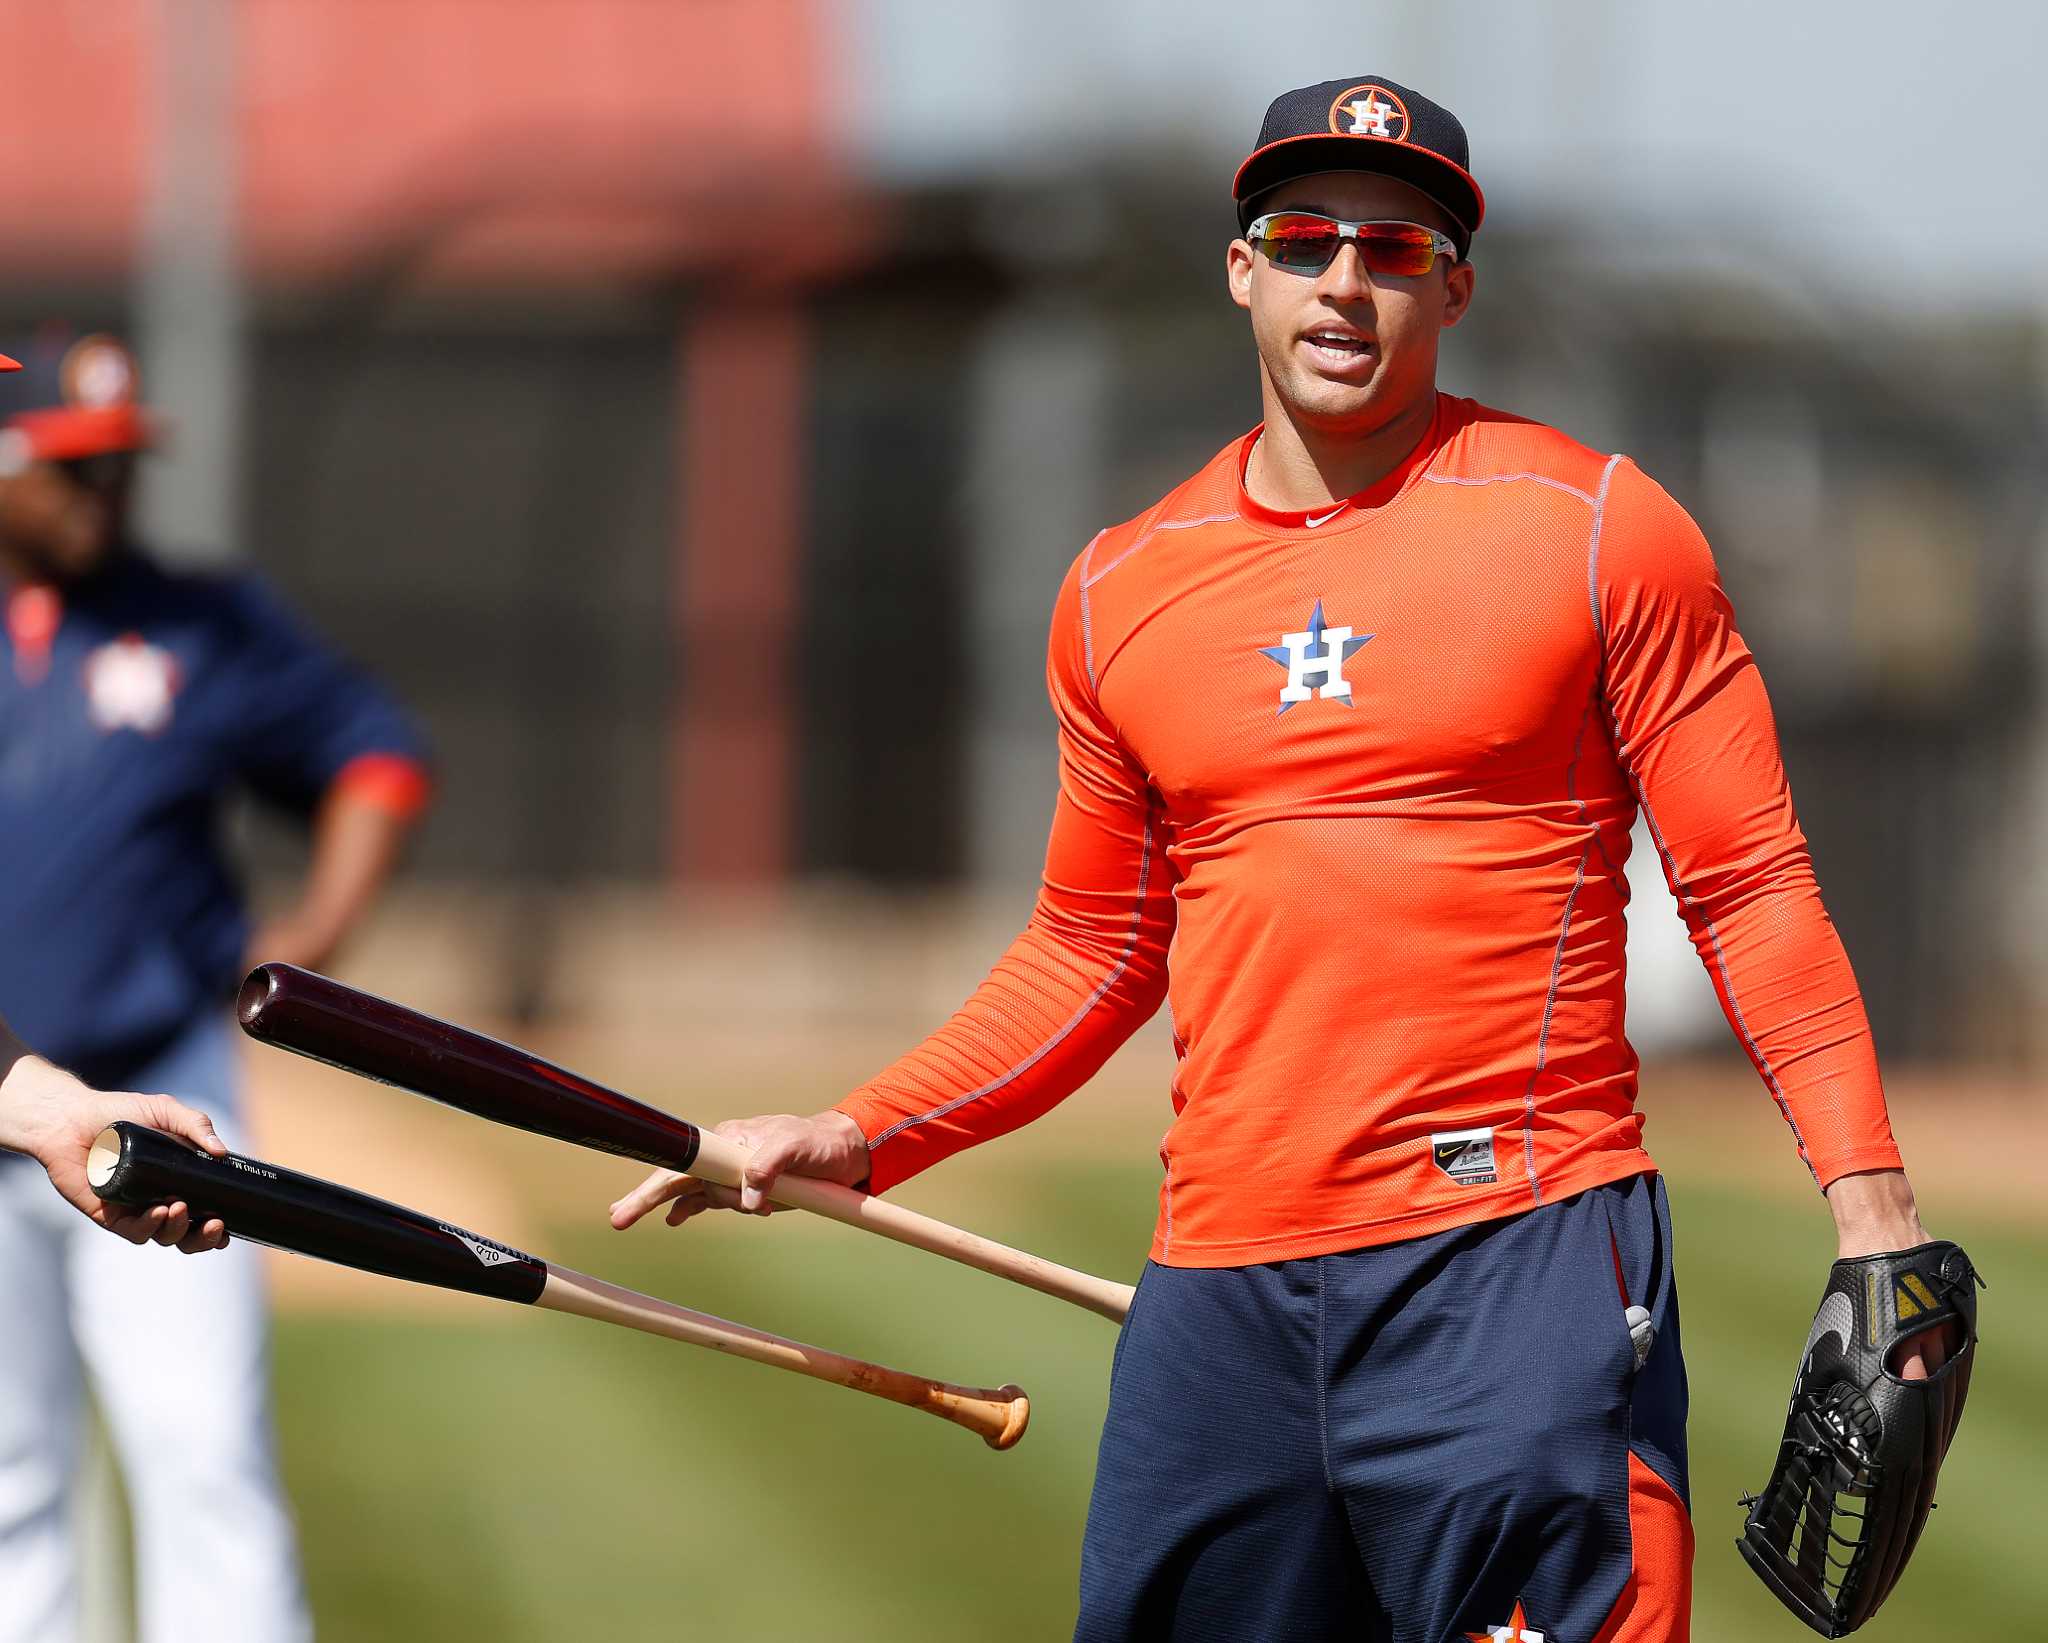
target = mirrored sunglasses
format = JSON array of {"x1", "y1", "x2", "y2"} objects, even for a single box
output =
[{"x1": 1246, "y1": 213, "x2": 1459, "y2": 278}]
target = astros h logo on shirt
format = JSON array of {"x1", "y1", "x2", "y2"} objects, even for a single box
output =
[{"x1": 1258, "y1": 600, "x2": 1372, "y2": 716}]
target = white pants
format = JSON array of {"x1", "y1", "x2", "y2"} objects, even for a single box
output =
[{"x1": 0, "y1": 1018, "x2": 311, "y2": 1643}]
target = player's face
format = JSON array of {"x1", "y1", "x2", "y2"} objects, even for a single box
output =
[
  {"x1": 0, "y1": 456, "x2": 131, "y2": 580},
  {"x1": 1227, "y1": 172, "x2": 1474, "y2": 435}
]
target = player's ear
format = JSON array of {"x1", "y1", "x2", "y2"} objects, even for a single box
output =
[
  {"x1": 1227, "y1": 238, "x2": 1255, "y2": 312},
  {"x1": 1441, "y1": 258, "x2": 1476, "y2": 328}
]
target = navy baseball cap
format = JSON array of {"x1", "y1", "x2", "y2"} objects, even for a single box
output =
[
  {"x1": 0, "y1": 329, "x2": 152, "y2": 463},
  {"x1": 1233, "y1": 77, "x2": 1485, "y2": 257}
]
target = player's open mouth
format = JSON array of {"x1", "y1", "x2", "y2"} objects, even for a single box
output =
[{"x1": 1301, "y1": 331, "x2": 1375, "y2": 370}]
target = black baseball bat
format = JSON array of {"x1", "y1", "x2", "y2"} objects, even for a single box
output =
[
  {"x1": 87, "y1": 1122, "x2": 1028, "y2": 1448},
  {"x1": 235, "y1": 963, "x2": 1134, "y2": 1322}
]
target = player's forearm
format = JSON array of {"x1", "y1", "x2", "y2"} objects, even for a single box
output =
[
  {"x1": 0, "y1": 1046, "x2": 85, "y2": 1156},
  {"x1": 1670, "y1": 841, "x2": 1903, "y2": 1186},
  {"x1": 247, "y1": 785, "x2": 421, "y2": 972},
  {"x1": 837, "y1": 899, "x2": 1171, "y2": 1194},
  {"x1": 0, "y1": 1047, "x2": 88, "y2": 1155},
  {"x1": 0, "y1": 1015, "x2": 81, "y2": 1160},
  {"x1": 1647, "y1": 767, "x2": 1901, "y2": 1187},
  {"x1": 1637, "y1": 775, "x2": 1904, "y2": 1187},
  {"x1": 1614, "y1": 614, "x2": 1902, "y2": 1184}
]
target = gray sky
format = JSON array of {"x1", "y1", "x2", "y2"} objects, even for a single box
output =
[{"x1": 844, "y1": 0, "x2": 2048, "y2": 314}]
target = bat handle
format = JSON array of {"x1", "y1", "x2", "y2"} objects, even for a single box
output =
[
  {"x1": 689, "y1": 1133, "x2": 1135, "y2": 1324},
  {"x1": 799, "y1": 1347, "x2": 1030, "y2": 1449}
]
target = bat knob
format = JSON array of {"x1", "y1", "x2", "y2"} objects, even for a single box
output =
[
  {"x1": 986, "y1": 1385, "x2": 1031, "y2": 1451},
  {"x1": 86, "y1": 1126, "x2": 125, "y2": 1192},
  {"x1": 237, "y1": 964, "x2": 289, "y2": 1031}
]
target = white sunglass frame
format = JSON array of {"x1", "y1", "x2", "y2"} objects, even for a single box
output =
[{"x1": 1245, "y1": 212, "x2": 1460, "y2": 275}]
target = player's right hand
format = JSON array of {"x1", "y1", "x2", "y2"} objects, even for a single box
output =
[
  {"x1": 0, "y1": 1057, "x2": 231, "y2": 1251},
  {"x1": 609, "y1": 1110, "x2": 871, "y2": 1229}
]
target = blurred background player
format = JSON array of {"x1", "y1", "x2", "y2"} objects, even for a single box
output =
[
  {"x1": 0, "y1": 353, "x2": 227, "y2": 1254},
  {"x1": 0, "y1": 328, "x2": 433, "y2": 1643},
  {"x1": 0, "y1": 323, "x2": 228, "y2": 1258}
]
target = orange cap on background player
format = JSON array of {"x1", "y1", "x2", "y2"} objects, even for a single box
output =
[
  {"x1": 0, "y1": 329, "x2": 154, "y2": 470},
  {"x1": 0, "y1": 355, "x2": 18, "y2": 373},
  {"x1": 1233, "y1": 76, "x2": 1485, "y2": 258}
]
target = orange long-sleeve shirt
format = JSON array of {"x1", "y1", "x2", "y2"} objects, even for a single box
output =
[{"x1": 837, "y1": 395, "x2": 1902, "y2": 1267}]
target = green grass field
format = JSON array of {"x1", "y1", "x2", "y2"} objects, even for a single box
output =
[{"x1": 268, "y1": 1157, "x2": 2042, "y2": 1640}]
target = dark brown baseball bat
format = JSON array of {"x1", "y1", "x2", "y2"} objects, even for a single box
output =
[
  {"x1": 236, "y1": 964, "x2": 1134, "y2": 1323},
  {"x1": 88, "y1": 1121, "x2": 1028, "y2": 1447}
]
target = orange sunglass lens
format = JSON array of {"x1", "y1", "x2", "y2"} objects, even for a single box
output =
[
  {"x1": 1358, "y1": 227, "x2": 1438, "y2": 276},
  {"x1": 1259, "y1": 217, "x2": 1438, "y2": 277},
  {"x1": 1260, "y1": 219, "x2": 1342, "y2": 270}
]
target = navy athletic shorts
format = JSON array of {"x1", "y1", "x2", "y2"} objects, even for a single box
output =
[{"x1": 1075, "y1": 1172, "x2": 1691, "y2": 1642}]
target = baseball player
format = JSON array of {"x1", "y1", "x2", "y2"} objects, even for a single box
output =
[
  {"x1": 613, "y1": 79, "x2": 1966, "y2": 1641},
  {"x1": 0, "y1": 329, "x2": 432, "y2": 1643},
  {"x1": 0, "y1": 350, "x2": 231, "y2": 1255}
]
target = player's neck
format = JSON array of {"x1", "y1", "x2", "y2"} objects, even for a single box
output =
[{"x1": 1247, "y1": 390, "x2": 1439, "y2": 512}]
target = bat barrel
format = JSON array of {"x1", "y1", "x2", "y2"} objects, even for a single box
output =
[
  {"x1": 237, "y1": 964, "x2": 703, "y2": 1172},
  {"x1": 87, "y1": 1121, "x2": 548, "y2": 1304}
]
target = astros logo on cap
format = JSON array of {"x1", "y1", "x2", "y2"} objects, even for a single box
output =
[
  {"x1": 59, "y1": 334, "x2": 140, "y2": 411},
  {"x1": 1329, "y1": 84, "x2": 1410, "y2": 141}
]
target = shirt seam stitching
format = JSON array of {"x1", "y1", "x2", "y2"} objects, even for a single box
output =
[
  {"x1": 1585, "y1": 454, "x2": 1625, "y2": 648},
  {"x1": 1635, "y1": 791, "x2": 1817, "y2": 1180},
  {"x1": 1423, "y1": 469, "x2": 1601, "y2": 507},
  {"x1": 1078, "y1": 530, "x2": 1106, "y2": 687},
  {"x1": 1526, "y1": 679, "x2": 1605, "y2": 1207},
  {"x1": 1082, "y1": 513, "x2": 1235, "y2": 592},
  {"x1": 1521, "y1": 464, "x2": 1626, "y2": 1206}
]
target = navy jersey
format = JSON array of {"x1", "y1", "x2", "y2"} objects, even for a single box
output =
[{"x1": 0, "y1": 548, "x2": 429, "y2": 1081}]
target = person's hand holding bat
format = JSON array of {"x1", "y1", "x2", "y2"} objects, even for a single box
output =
[{"x1": 0, "y1": 1043, "x2": 230, "y2": 1250}]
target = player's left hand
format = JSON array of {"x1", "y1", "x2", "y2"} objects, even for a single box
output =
[
  {"x1": 1738, "y1": 1237, "x2": 1982, "y2": 1635},
  {"x1": 610, "y1": 1110, "x2": 871, "y2": 1228},
  {"x1": 0, "y1": 1056, "x2": 231, "y2": 1250}
]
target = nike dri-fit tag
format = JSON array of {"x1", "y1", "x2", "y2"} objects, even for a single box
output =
[{"x1": 1430, "y1": 1127, "x2": 1497, "y2": 1185}]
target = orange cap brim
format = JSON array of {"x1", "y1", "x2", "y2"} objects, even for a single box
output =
[{"x1": 0, "y1": 355, "x2": 20, "y2": 373}]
